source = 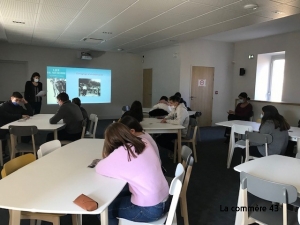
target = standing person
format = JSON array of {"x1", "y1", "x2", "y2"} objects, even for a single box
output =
[
  {"x1": 24, "y1": 72, "x2": 43, "y2": 114},
  {"x1": 47, "y1": 93, "x2": 83, "y2": 141},
  {"x1": 95, "y1": 123, "x2": 169, "y2": 225},
  {"x1": 241, "y1": 105, "x2": 290, "y2": 161},
  {"x1": 156, "y1": 95, "x2": 189, "y2": 153},
  {"x1": 121, "y1": 100, "x2": 143, "y2": 122}
]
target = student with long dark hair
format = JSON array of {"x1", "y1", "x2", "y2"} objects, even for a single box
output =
[
  {"x1": 95, "y1": 123, "x2": 169, "y2": 225},
  {"x1": 241, "y1": 105, "x2": 290, "y2": 161},
  {"x1": 121, "y1": 100, "x2": 143, "y2": 122}
]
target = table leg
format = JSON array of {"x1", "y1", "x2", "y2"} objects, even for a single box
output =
[
  {"x1": 226, "y1": 135, "x2": 233, "y2": 168},
  {"x1": 54, "y1": 130, "x2": 58, "y2": 140},
  {"x1": 297, "y1": 138, "x2": 300, "y2": 154},
  {"x1": 101, "y1": 208, "x2": 108, "y2": 225},
  {"x1": 177, "y1": 129, "x2": 182, "y2": 163},
  {"x1": 10, "y1": 210, "x2": 21, "y2": 225},
  {"x1": 71, "y1": 214, "x2": 82, "y2": 225}
]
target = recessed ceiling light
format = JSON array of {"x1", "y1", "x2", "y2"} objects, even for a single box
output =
[
  {"x1": 244, "y1": 4, "x2": 258, "y2": 10},
  {"x1": 81, "y1": 38, "x2": 104, "y2": 44},
  {"x1": 13, "y1": 21, "x2": 25, "y2": 24},
  {"x1": 102, "y1": 32, "x2": 112, "y2": 34},
  {"x1": 117, "y1": 48, "x2": 124, "y2": 51},
  {"x1": 273, "y1": 11, "x2": 284, "y2": 14}
]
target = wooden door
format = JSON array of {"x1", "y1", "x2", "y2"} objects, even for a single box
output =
[
  {"x1": 143, "y1": 69, "x2": 152, "y2": 108},
  {"x1": 190, "y1": 66, "x2": 214, "y2": 127}
]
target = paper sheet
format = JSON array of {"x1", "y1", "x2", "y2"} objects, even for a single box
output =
[{"x1": 36, "y1": 91, "x2": 46, "y2": 97}]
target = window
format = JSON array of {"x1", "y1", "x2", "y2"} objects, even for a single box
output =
[{"x1": 254, "y1": 52, "x2": 285, "y2": 102}]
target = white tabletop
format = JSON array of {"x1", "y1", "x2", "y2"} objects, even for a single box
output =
[
  {"x1": 234, "y1": 155, "x2": 300, "y2": 191},
  {"x1": 141, "y1": 118, "x2": 184, "y2": 134},
  {"x1": 0, "y1": 114, "x2": 65, "y2": 131},
  {"x1": 0, "y1": 139, "x2": 126, "y2": 215},
  {"x1": 143, "y1": 108, "x2": 197, "y2": 116}
]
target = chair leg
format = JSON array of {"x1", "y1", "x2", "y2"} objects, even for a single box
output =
[
  {"x1": 182, "y1": 195, "x2": 189, "y2": 225},
  {"x1": 192, "y1": 141, "x2": 197, "y2": 163},
  {"x1": 52, "y1": 217, "x2": 60, "y2": 225},
  {"x1": 173, "y1": 140, "x2": 178, "y2": 163},
  {"x1": 0, "y1": 140, "x2": 3, "y2": 166},
  {"x1": 30, "y1": 219, "x2": 36, "y2": 225},
  {"x1": 72, "y1": 214, "x2": 82, "y2": 225},
  {"x1": 179, "y1": 196, "x2": 184, "y2": 217},
  {"x1": 36, "y1": 219, "x2": 41, "y2": 225}
]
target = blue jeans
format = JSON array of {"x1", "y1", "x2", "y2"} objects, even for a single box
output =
[{"x1": 104, "y1": 184, "x2": 170, "y2": 225}]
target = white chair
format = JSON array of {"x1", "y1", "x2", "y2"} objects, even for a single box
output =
[
  {"x1": 119, "y1": 169, "x2": 183, "y2": 225},
  {"x1": 227, "y1": 124, "x2": 253, "y2": 168},
  {"x1": 174, "y1": 118, "x2": 198, "y2": 163},
  {"x1": 37, "y1": 140, "x2": 61, "y2": 159},
  {"x1": 84, "y1": 114, "x2": 98, "y2": 138},
  {"x1": 244, "y1": 131, "x2": 272, "y2": 162}
]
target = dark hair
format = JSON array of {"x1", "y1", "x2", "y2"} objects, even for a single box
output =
[
  {"x1": 128, "y1": 101, "x2": 143, "y2": 122},
  {"x1": 120, "y1": 116, "x2": 143, "y2": 132},
  {"x1": 11, "y1": 92, "x2": 23, "y2": 98},
  {"x1": 260, "y1": 105, "x2": 290, "y2": 131},
  {"x1": 174, "y1": 92, "x2": 181, "y2": 97},
  {"x1": 169, "y1": 95, "x2": 181, "y2": 103},
  {"x1": 160, "y1": 96, "x2": 168, "y2": 101},
  {"x1": 31, "y1": 72, "x2": 40, "y2": 82},
  {"x1": 57, "y1": 92, "x2": 69, "y2": 102},
  {"x1": 103, "y1": 123, "x2": 145, "y2": 161},
  {"x1": 238, "y1": 92, "x2": 250, "y2": 100},
  {"x1": 72, "y1": 97, "x2": 81, "y2": 106}
]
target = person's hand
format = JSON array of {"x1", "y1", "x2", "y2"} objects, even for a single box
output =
[
  {"x1": 21, "y1": 98, "x2": 28, "y2": 104},
  {"x1": 161, "y1": 119, "x2": 167, "y2": 123},
  {"x1": 22, "y1": 115, "x2": 30, "y2": 119},
  {"x1": 227, "y1": 110, "x2": 234, "y2": 114}
]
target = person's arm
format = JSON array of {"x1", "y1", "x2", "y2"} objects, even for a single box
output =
[
  {"x1": 24, "y1": 81, "x2": 31, "y2": 100},
  {"x1": 166, "y1": 107, "x2": 186, "y2": 125},
  {"x1": 150, "y1": 104, "x2": 159, "y2": 111},
  {"x1": 0, "y1": 107, "x2": 22, "y2": 121},
  {"x1": 22, "y1": 101, "x2": 34, "y2": 116},
  {"x1": 49, "y1": 106, "x2": 65, "y2": 124}
]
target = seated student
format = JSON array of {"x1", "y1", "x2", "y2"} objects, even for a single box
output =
[
  {"x1": 149, "y1": 96, "x2": 171, "y2": 117},
  {"x1": 47, "y1": 93, "x2": 83, "y2": 141},
  {"x1": 225, "y1": 92, "x2": 253, "y2": 141},
  {"x1": 241, "y1": 105, "x2": 290, "y2": 161},
  {"x1": 72, "y1": 97, "x2": 88, "y2": 121},
  {"x1": 174, "y1": 92, "x2": 187, "y2": 107},
  {"x1": 120, "y1": 116, "x2": 160, "y2": 161},
  {"x1": 95, "y1": 123, "x2": 169, "y2": 225},
  {"x1": 0, "y1": 92, "x2": 33, "y2": 154},
  {"x1": 121, "y1": 100, "x2": 143, "y2": 122},
  {"x1": 156, "y1": 95, "x2": 189, "y2": 153}
]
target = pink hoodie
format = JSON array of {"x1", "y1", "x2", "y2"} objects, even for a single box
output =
[{"x1": 95, "y1": 139, "x2": 169, "y2": 206}]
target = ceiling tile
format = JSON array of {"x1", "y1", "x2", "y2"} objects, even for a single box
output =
[
  {"x1": 3, "y1": 16, "x2": 35, "y2": 27},
  {"x1": 287, "y1": 0, "x2": 300, "y2": 8},
  {"x1": 270, "y1": 0, "x2": 295, "y2": 3},
  {"x1": 42, "y1": 0, "x2": 89, "y2": 10},
  {"x1": 169, "y1": 1, "x2": 218, "y2": 17},
  {"x1": 189, "y1": 0, "x2": 241, "y2": 7},
  {"x1": 58, "y1": 32, "x2": 87, "y2": 41},
  {"x1": 83, "y1": 0, "x2": 137, "y2": 14},
  {"x1": 0, "y1": 0, "x2": 38, "y2": 13},
  {"x1": 134, "y1": 0, "x2": 187, "y2": 14}
]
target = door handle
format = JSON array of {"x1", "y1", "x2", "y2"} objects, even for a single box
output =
[{"x1": 190, "y1": 96, "x2": 196, "y2": 100}]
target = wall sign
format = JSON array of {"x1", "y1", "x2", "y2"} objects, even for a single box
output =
[{"x1": 198, "y1": 79, "x2": 206, "y2": 87}]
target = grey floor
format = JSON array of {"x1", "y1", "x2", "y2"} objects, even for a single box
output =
[{"x1": 0, "y1": 120, "x2": 245, "y2": 225}]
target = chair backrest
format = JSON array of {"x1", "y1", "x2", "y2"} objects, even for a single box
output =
[
  {"x1": 174, "y1": 163, "x2": 185, "y2": 184},
  {"x1": 181, "y1": 145, "x2": 192, "y2": 168},
  {"x1": 245, "y1": 131, "x2": 272, "y2": 145},
  {"x1": 87, "y1": 114, "x2": 98, "y2": 138},
  {"x1": 165, "y1": 178, "x2": 182, "y2": 225},
  {"x1": 81, "y1": 119, "x2": 87, "y2": 139},
  {"x1": 182, "y1": 156, "x2": 194, "y2": 197},
  {"x1": 1, "y1": 154, "x2": 35, "y2": 178},
  {"x1": 122, "y1": 105, "x2": 130, "y2": 114},
  {"x1": 38, "y1": 140, "x2": 61, "y2": 158},
  {"x1": 296, "y1": 153, "x2": 300, "y2": 159},
  {"x1": 194, "y1": 111, "x2": 201, "y2": 117},
  {"x1": 240, "y1": 172, "x2": 297, "y2": 204},
  {"x1": 9, "y1": 125, "x2": 38, "y2": 136},
  {"x1": 232, "y1": 124, "x2": 253, "y2": 135}
]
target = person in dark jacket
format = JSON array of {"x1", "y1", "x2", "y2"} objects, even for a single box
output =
[
  {"x1": 24, "y1": 72, "x2": 44, "y2": 115},
  {"x1": 121, "y1": 100, "x2": 143, "y2": 122},
  {"x1": 0, "y1": 92, "x2": 33, "y2": 153},
  {"x1": 72, "y1": 97, "x2": 89, "y2": 121},
  {"x1": 174, "y1": 92, "x2": 187, "y2": 107},
  {"x1": 47, "y1": 93, "x2": 83, "y2": 142}
]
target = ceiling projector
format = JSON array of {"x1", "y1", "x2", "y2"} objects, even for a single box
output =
[{"x1": 81, "y1": 52, "x2": 92, "y2": 60}]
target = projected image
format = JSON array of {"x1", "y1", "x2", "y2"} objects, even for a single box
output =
[
  {"x1": 79, "y1": 79, "x2": 100, "y2": 97},
  {"x1": 47, "y1": 66, "x2": 111, "y2": 104}
]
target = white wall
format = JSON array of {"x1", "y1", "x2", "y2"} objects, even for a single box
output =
[
  {"x1": 180, "y1": 38, "x2": 234, "y2": 124},
  {"x1": 233, "y1": 31, "x2": 300, "y2": 103},
  {"x1": 142, "y1": 45, "x2": 180, "y2": 104},
  {"x1": 0, "y1": 42, "x2": 142, "y2": 119}
]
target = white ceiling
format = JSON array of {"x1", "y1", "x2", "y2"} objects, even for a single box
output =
[{"x1": 0, "y1": 0, "x2": 300, "y2": 53}]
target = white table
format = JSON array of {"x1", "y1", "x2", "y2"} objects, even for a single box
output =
[
  {"x1": 143, "y1": 108, "x2": 197, "y2": 116},
  {"x1": 0, "y1": 114, "x2": 65, "y2": 140},
  {"x1": 234, "y1": 155, "x2": 300, "y2": 224},
  {"x1": 141, "y1": 118, "x2": 185, "y2": 162},
  {"x1": 0, "y1": 139, "x2": 126, "y2": 225}
]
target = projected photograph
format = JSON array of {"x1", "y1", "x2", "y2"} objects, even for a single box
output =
[
  {"x1": 50, "y1": 78, "x2": 66, "y2": 97},
  {"x1": 79, "y1": 78, "x2": 101, "y2": 97}
]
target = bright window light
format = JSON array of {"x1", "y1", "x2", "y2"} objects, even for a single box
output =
[{"x1": 270, "y1": 59, "x2": 285, "y2": 102}]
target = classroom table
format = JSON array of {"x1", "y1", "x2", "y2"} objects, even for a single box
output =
[
  {"x1": 0, "y1": 139, "x2": 126, "y2": 225},
  {"x1": 234, "y1": 155, "x2": 300, "y2": 224},
  {"x1": 143, "y1": 108, "x2": 197, "y2": 116},
  {"x1": 0, "y1": 114, "x2": 65, "y2": 140},
  {"x1": 141, "y1": 118, "x2": 185, "y2": 162}
]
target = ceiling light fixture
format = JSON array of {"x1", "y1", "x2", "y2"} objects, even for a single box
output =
[
  {"x1": 81, "y1": 38, "x2": 104, "y2": 44},
  {"x1": 13, "y1": 21, "x2": 25, "y2": 24},
  {"x1": 273, "y1": 11, "x2": 284, "y2": 14},
  {"x1": 117, "y1": 48, "x2": 124, "y2": 51},
  {"x1": 243, "y1": 4, "x2": 258, "y2": 10},
  {"x1": 102, "y1": 32, "x2": 112, "y2": 34}
]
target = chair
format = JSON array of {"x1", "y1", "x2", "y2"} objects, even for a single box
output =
[
  {"x1": 0, "y1": 135, "x2": 11, "y2": 166},
  {"x1": 1, "y1": 154, "x2": 68, "y2": 225},
  {"x1": 84, "y1": 114, "x2": 98, "y2": 138},
  {"x1": 240, "y1": 172, "x2": 298, "y2": 225},
  {"x1": 9, "y1": 125, "x2": 38, "y2": 159},
  {"x1": 166, "y1": 161, "x2": 186, "y2": 185},
  {"x1": 60, "y1": 119, "x2": 87, "y2": 145},
  {"x1": 37, "y1": 140, "x2": 61, "y2": 158},
  {"x1": 122, "y1": 105, "x2": 130, "y2": 114},
  {"x1": 244, "y1": 131, "x2": 272, "y2": 162},
  {"x1": 118, "y1": 170, "x2": 183, "y2": 225},
  {"x1": 296, "y1": 153, "x2": 300, "y2": 159},
  {"x1": 227, "y1": 124, "x2": 253, "y2": 168},
  {"x1": 249, "y1": 111, "x2": 254, "y2": 122},
  {"x1": 180, "y1": 156, "x2": 194, "y2": 225},
  {"x1": 174, "y1": 118, "x2": 198, "y2": 163}
]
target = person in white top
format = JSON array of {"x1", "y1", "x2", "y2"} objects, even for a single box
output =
[
  {"x1": 156, "y1": 95, "x2": 189, "y2": 153},
  {"x1": 149, "y1": 96, "x2": 171, "y2": 117}
]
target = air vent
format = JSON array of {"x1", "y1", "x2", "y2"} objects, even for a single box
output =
[
  {"x1": 102, "y1": 32, "x2": 112, "y2": 34},
  {"x1": 82, "y1": 38, "x2": 104, "y2": 44}
]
